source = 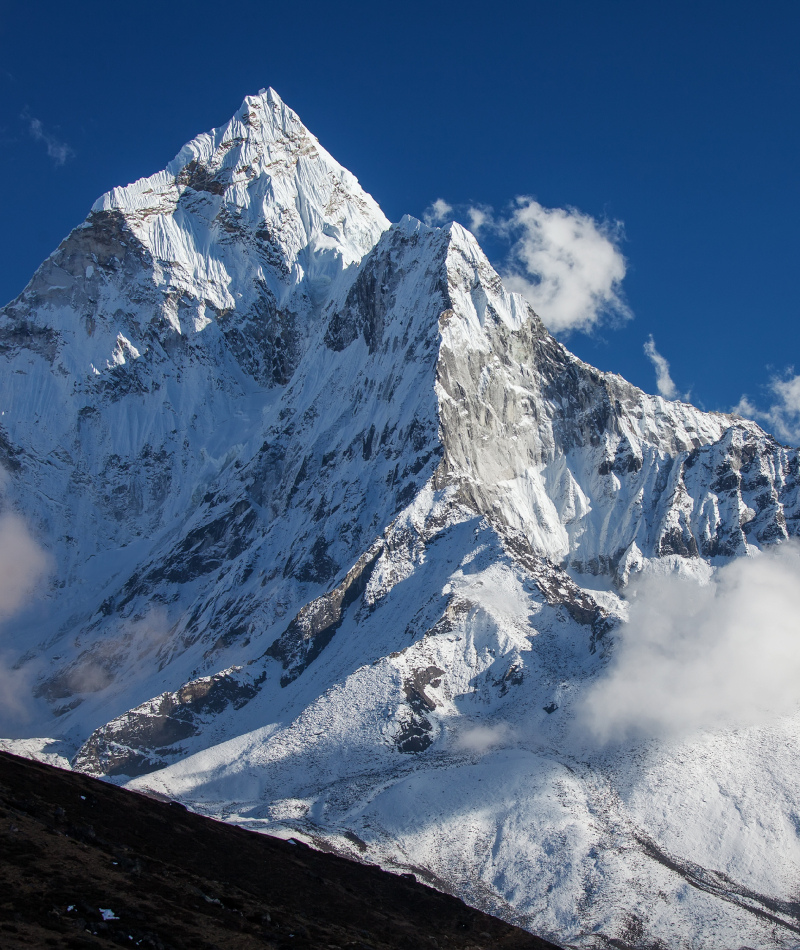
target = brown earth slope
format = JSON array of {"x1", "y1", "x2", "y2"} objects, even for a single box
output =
[{"x1": 0, "y1": 751, "x2": 561, "y2": 950}]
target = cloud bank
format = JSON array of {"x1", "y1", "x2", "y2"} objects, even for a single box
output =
[
  {"x1": 578, "y1": 540, "x2": 800, "y2": 744},
  {"x1": 643, "y1": 335, "x2": 679, "y2": 400},
  {"x1": 735, "y1": 372, "x2": 800, "y2": 446}
]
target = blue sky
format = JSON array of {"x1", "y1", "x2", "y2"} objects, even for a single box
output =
[{"x1": 1, "y1": 0, "x2": 798, "y2": 440}]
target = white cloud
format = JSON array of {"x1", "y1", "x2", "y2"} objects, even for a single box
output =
[
  {"x1": 0, "y1": 655, "x2": 37, "y2": 726},
  {"x1": 0, "y1": 513, "x2": 50, "y2": 730},
  {"x1": 735, "y1": 372, "x2": 800, "y2": 446},
  {"x1": 577, "y1": 541, "x2": 800, "y2": 744},
  {"x1": 128, "y1": 607, "x2": 173, "y2": 659},
  {"x1": 422, "y1": 197, "x2": 630, "y2": 334},
  {"x1": 643, "y1": 335, "x2": 678, "y2": 399},
  {"x1": 466, "y1": 205, "x2": 491, "y2": 234},
  {"x1": 26, "y1": 114, "x2": 74, "y2": 166},
  {"x1": 423, "y1": 198, "x2": 454, "y2": 226},
  {"x1": 499, "y1": 199, "x2": 630, "y2": 335},
  {"x1": 452, "y1": 722, "x2": 512, "y2": 754},
  {"x1": 48, "y1": 607, "x2": 173, "y2": 699},
  {"x1": 0, "y1": 512, "x2": 51, "y2": 619}
]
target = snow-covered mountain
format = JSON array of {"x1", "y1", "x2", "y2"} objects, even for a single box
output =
[{"x1": 2, "y1": 89, "x2": 800, "y2": 949}]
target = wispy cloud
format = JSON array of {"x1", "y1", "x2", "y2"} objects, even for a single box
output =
[
  {"x1": 734, "y1": 372, "x2": 800, "y2": 446},
  {"x1": 43, "y1": 607, "x2": 173, "y2": 702},
  {"x1": 0, "y1": 656, "x2": 37, "y2": 726},
  {"x1": 0, "y1": 512, "x2": 51, "y2": 619},
  {"x1": 576, "y1": 540, "x2": 800, "y2": 744},
  {"x1": 0, "y1": 513, "x2": 51, "y2": 730},
  {"x1": 24, "y1": 112, "x2": 74, "y2": 166},
  {"x1": 643, "y1": 335, "x2": 679, "y2": 399},
  {"x1": 466, "y1": 204, "x2": 491, "y2": 234},
  {"x1": 452, "y1": 722, "x2": 512, "y2": 754},
  {"x1": 423, "y1": 198, "x2": 454, "y2": 226}
]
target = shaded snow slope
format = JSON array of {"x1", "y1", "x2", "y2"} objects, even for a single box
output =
[{"x1": 2, "y1": 91, "x2": 800, "y2": 950}]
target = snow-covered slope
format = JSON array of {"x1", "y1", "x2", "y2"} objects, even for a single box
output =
[{"x1": 2, "y1": 89, "x2": 800, "y2": 949}]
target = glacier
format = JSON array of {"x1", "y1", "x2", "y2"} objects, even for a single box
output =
[{"x1": 1, "y1": 87, "x2": 800, "y2": 949}]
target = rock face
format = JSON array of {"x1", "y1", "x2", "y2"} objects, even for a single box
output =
[{"x1": 2, "y1": 89, "x2": 800, "y2": 949}]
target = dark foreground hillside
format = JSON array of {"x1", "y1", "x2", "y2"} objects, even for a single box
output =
[{"x1": 0, "y1": 752, "x2": 560, "y2": 950}]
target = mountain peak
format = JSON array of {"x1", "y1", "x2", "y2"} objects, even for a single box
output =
[
  {"x1": 233, "y1": 86, "x2": 305, "y2": 141},
  {"x1": 91, "y1": 86, "x2": 302, "y2": 216},
  {"x1": 248, "y1": 86, "x2": 286, "y2": 112},
  {"x1": 90, "y1": 88, "x2": 388, "y2": 274}
]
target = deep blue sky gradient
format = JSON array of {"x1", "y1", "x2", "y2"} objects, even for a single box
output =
[{"x1": 1, "y1": 0, "x2": 797, "y2": 419}]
